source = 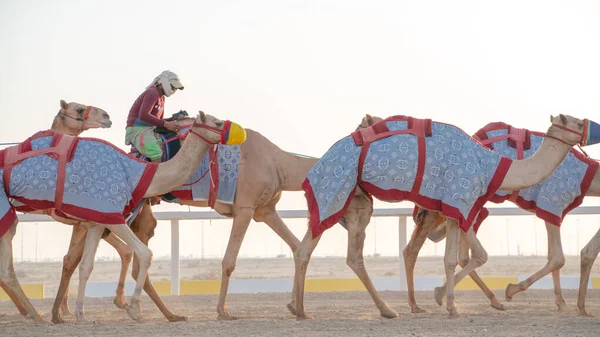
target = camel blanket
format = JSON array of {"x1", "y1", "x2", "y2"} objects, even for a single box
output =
[
  {"x1": 130, "y1": 126, "x2": 240, "y2": 205},
  {"x1": 166, "y1": 144, "x2": 240, "y2": 205},
  {"x1": 0, "y1": 130, "x2": 157, "y2": 238},
  {"x1": 473, "y1": 122, "x2": 599, "y2": 227},
  {"x1": 303, "y1": 116, "x2": 513, "y2": 238}
]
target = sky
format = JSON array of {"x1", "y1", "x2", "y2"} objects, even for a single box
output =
[{"x1": 3, "y1": 0, "x2": 600, "y2": 263}]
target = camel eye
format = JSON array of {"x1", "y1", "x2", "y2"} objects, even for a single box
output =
[{"x1": 76, "y1": 108, "x2": 84, "y2": 114}]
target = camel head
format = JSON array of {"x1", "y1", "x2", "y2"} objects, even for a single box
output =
[
  {"x1": 53, "y1": 100, "x2": 112, "y2": 134},
  {"x1": 547, "y1": 114, "x2": 600, "y2": 147},
  {"x1": 188, "y1": 111, "x2": 246, "y2": 145},
  {"x1": 356, "y1": 114, "x2": 383, "y2": 130}
]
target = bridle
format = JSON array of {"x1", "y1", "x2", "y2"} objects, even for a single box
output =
[
  {"x1": 187, "y1": 120, "x2": 232, "y2": 145},
  {"x1": 60, "y1": 105, "x2": 93, "y2": 122},
  {"x1": 548, "y1": 119, "x2": 590, "y2": 157}
]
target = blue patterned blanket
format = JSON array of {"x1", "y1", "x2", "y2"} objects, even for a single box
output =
[
  {"x1": 303, "y1": 116, "x2": 513, "y2": 238},
  {"x1": 132, "y1": 127, "x2": 240, "y2": 205},
  {"x1": 0, "y1": 130, "x2": 157, "y2": 238},
  {"x1": 474, "y1": 123, "x2": 598, "y2": 226}
]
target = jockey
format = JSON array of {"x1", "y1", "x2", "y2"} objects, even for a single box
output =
[{"x1": 125, "y1": 70, "x2": 185, "y2": 161}]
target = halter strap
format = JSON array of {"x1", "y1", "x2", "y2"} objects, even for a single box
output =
[{"x1": 187, "y1": 120, "x2": 231, "y2": 145}]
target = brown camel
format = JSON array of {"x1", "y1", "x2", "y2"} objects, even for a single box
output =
[
  {"x1": 50, "y1": 116, "x2": 385, "y2": 322},
  {"x1": 0, "y1": 110, "x2": 245, "y2": 324},
  {"x1": 292, "y1": 114, "x2": 591, "y2": 319},
  {"x1": 0, "y1": 100, "x2": 113, "y2": 318}
]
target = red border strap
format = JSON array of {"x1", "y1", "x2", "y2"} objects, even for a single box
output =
[{"x1": 208, "y1": 146, "x2": 220, "y2": 208}]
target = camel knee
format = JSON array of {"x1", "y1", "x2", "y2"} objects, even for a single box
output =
[
  {"x1": 346, "y1": 254, "x2": 365, "y2": 272},
  {"x1": 221, "y1": 258, "x2": 237, "y2": 277},
  {"x1": 458, "y1": 257, "x2": 469, "y2": 268},
  {"x1": 120, "y1": 249, "x2": 133, "y2": 264},
  {"x1": 548, "y1": 254, "x2": 565, "y2": 270},
  {"x1": 472, "y1": 249, "x2": 488, "y2": 267},
  {"x1": 136, "y1": 247, "x2": 152, "y2": 267}
]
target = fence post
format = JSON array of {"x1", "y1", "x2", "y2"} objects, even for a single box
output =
[
  {"x1": 398, "y1": 216, "x2": 407, "y2": 291},
  {"x1": 171, "y1": 220, "x2": 180, "y2": 296}
]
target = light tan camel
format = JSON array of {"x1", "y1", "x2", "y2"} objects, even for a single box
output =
[
  {"x1": 292, "y1": 114, "x2": 590, "y2": 319},
  {"x1": 404, "y1": 132, "x2": 600, "y2": 316},
  {"x1": 0, "y1": 111, "x2": 245, "y2": 324},
  {"x1": 50, "y1": 116, "x2": 383, "y2": 322},
  {"x1": 0, "y1": 100, "x2": 113, "y2": 318}
]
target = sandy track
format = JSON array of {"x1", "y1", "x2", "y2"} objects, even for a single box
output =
[{"x1": 1, "y1": 289, "x2": 599, "y2": 337}]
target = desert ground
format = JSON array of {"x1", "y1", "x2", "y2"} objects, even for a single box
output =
[{"x1": 1, "y1": 256, "x2": 600, "y2": 336}]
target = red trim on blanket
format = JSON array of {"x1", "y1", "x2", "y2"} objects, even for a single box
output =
[
  {"x1": 124, "y1": 162, "x2": 158, "y2": 215},
  {"x1": 170, "y1": 190, "x2": 193, "y2": 200},
  {"x1": 0, "y1": 207, "x2": 17, "y2": 238},
  {"x1": 303, "y1": 178, "x2": 359, "y2": 239}
]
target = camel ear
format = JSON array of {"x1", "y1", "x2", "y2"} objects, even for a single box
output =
[
  {"x1": 199, "y1": 110, "x2": 206, "y2": 124},
  {"x1": 60, "y1": 100, "x2": 68, "y2": 111},
  {"x1": 365, "y1": 114, "x2": 374, "y2": 126},
  {"x1": 559, "y1": 114, "x2": 567, "y2": 125}
]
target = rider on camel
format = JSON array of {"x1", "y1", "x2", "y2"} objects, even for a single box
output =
[{"x1": 125, "y1": 70, "x2": 185, "y2": 161}]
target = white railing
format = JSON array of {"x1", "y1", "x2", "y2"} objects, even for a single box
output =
[{"x1": 17, "y1": 206, "x2": 600, "y2": 296}]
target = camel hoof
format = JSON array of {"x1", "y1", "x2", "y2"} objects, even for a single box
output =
[
  {"x1": 51, "y1": 315, "x2": 66, "y2": 324},
  {"x1": 380, "y1": 308, "x2": 399, "y2": 319},
  {"x1": 434, "y1": 287, "x2": 444, "y2": 306},
  {"x1": 113, "y1": 296, "x2": 128, "y2": 310},
  {"x1": 505, "y1": 283, "x2": 520, "y2": 301},
  {"x1": 411, "y1": 306, "x2": 426, "y2": 314},
  {"x1": 296, "y1": 313, "x2": 313, "y2": 321},
  {"x1": 167, "y1": 315, "x2": 188, "y2": 322},
  {"x1": 75, "y1": 318, "x2": 97, "y2": 325},
  {"x1": 33, "y1": 317, "x2": 53, "y2": 326},
  {"x1": 577, "y1": 308, "x2": 592, "y2": 317},
  {"x1": 286, "y1": 303, "x2": 297, "y2": 316},
  {"x1": 217, "y1": 313, "x2": 238, "y2": 321},
  {"x1": 126, "y1": 304, "x2": 143, "y2": 322},
  {"x1": 490, "y1": 298, "x2": 506, "y2": 311}
]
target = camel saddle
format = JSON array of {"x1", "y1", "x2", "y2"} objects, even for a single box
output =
[{"x1": 351, "y1": 116, "x2": 433, "y2": 196}]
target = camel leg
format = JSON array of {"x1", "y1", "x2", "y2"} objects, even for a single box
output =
[
  {"x1": 434, "y1": 232, "x2": 504, "y2": 310},
  {"x1": 253, "y1": 205, "x2": 302, "y2": 315},
  {"x1": 0, "y1": 280, "x2": 29, "y2": 316},
  {"x1": 103, "y1": 232, "x2": 133, "y2": 309},
  {"x1": 403, "y1": 212, "x2": 437, "y2": 314},
  {"x1": 75, "y1": 224, "x2": 104, "y2": 325},
  {"x1": 442, "y1": 219, "x2": 460, "y2": 317},
  {"x1": 51, "y1": 225, "x2": 86, "y2": 324},
  {"x1": 0, "y1": 221, "x2": 50, "y2": 324},
  {"x1": 505, "y1": 222, "x2": 565, "y2": 308},
  {"x1": 578, "y1": 227, "x2": 600, "y2": 316},
  {"x1": 344, "y1": 202, "x2": 397, "y2": 318},
  {"x1": 108, "y1": 223, "x2": 154, "y2": 322},
  {"x1": 216, "y1": 208, "x2": 254, "y2": 320},
  {"x1": 129, "y1": 219, "x2": 187, "y2": 322},
  {"x1": 293, "y1": 227, "x2": 322, "y2": 320}
]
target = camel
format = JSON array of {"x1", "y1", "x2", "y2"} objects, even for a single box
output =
[
  {"x1": 0, "y1": 100, "x2": 114, "y2": 318},
  {"x1": 0, "y1": 110, "x2": 246, "y2": 324},
  {"x1": 291, "y1": 113, "x2": 592, "y2": 319},
  {"x1": 404, "y1": 120, "x2": 600, "y2": 316},
  {"x1": 49, "y1": 116, "x2": 383, "y2": 322}
]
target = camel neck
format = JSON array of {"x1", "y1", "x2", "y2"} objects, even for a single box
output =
[
  {"x1": 143, "y1": 130, "x2": 213, "y2": 197},
  {"x1": 499, "y1": 136, "x2": 573, "y2": 191}
]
